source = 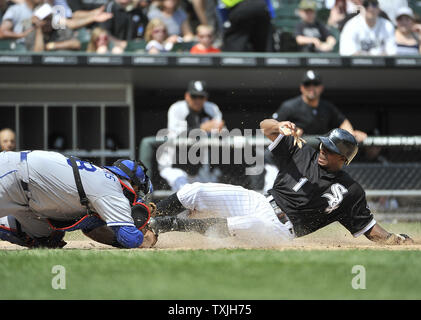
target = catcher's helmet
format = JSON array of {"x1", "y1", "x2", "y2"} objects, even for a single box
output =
[
  {"x1": 317, "y1": 128, "x2": 358, "y2": 165},
  {"x1": 105, "y1": 159, "x2": 153, "y2": 196}
]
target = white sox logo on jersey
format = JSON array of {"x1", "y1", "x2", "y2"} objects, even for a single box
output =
[{"x1": 322, "y1": 183, "x2": 348, "y2": 214}]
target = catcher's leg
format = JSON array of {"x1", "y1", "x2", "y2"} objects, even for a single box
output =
[
  {"x1": 0, "y1": 216, "x2": 31, "y2": 247},
  {"x1": 0, "y1": 216, "x2": 66, "y2": 248}
]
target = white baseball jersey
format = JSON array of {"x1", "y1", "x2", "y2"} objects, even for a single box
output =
[
  {"x1": 340, "y1": 15, "x2": 397, "y2": 56},
  {"x1": 158, "y1": 100, "x2": 223, "y2": 190},
  {"x1": 0, "y1": 151, "x2": 134, "y2": 237},
  {"x1": 167, "y1": 100, "x2": 222, "y2": 136},
  {"x1": 176, "y1": 182, "x2": 296, "y2": 241}
]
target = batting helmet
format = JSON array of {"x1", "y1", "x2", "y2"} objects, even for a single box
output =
[
  {"x1": 317, "y1": 129, "x2": 358, "y2": 165},
  {"x1": 105, "y1": 159, "x2": 153, "y2": 196}
]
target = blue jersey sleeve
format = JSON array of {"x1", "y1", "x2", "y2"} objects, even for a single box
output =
[{"x1": 111, "y1": 225, "x2": 144, "y2": 248}]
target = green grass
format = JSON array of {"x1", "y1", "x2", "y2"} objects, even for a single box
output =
[{"x1": 1, "y1": 249, "x2": 421, "y2": 300}]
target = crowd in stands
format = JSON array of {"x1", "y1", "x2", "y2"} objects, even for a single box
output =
[{"x1": 0, "y1": 0, "x2": 420, "y2": 54}]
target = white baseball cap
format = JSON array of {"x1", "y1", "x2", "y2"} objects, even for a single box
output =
[{"x1": 395, "y1": 7, "x2": 415, "y2": 21}]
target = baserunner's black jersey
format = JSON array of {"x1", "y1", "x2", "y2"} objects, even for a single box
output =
[{"x1": 267, "y1": 134, "x2": 375, "y2": 238}]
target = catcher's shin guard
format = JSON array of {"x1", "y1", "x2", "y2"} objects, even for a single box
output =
[
  {"x1": 0, "y1": 226, "x2": 31, "y2": 247},
  {"x1": 149, "y1": 216, "x2": 230, "y2": 237},
  {"x1": 155, "y1": 193, "x2": 186, "y2": 216},
  {"x1": 0, "y1": 226, "x2": 66, "y2": 248}
]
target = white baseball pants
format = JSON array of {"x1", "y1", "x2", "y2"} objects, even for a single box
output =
[{"x1": 176, "y1": 182, "x2": 296, "y2": 241}]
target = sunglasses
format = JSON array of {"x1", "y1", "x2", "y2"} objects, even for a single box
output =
[
  {"x1": 190, "y1": 94, "x2": 206, "y2": 99},
  {"x1": 198, "y1": 34, "x2": 212, "y2": 38},
  {"x1": 303, "y1": 81, "x2": 321, "y2": 87}
]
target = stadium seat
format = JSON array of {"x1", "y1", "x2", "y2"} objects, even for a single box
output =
[
  {"x1": 327, "y1": 26, "x2": 340, "y2": 53},
  {"x1": 270, "y1": 0, "x2": 300, "y2": 51},
  {"x1": 0, "y1": 39, "x2": 16, "y2": 51},
  {"x1": 76, "y1": 28, "x2": 91, "y2": 52},
  {"x1": 317, "y1": 7, "x2": 331, "y2": 24},
  {"x1": 170, "y1": 41, "x2": 195, "y2": 52},
  {"x1": 80, "y1": 41, "x2": 89, "y2": 52},
  {"x1": 409, "y1": 0, "x2": 421, "y2": 18},
  {"x1": 271, "y1": 0, "x2": 300, "y2": 33},
  {"x1": 125, "y1": 39, "x2": 147, "y2": 53}
]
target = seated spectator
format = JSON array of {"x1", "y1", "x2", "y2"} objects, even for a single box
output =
[
  {"x1": 329, "y1": 0, "x2": 389, "y2": 32},
  {"x1": 0, "y1": 128, "x2": 16, "y2": 151},
  {"x1": 147, "y1": 0, "x2": 194, "y2": 43},
  {"x1": 86, "y1": 26, "x2": 109, "y2": 53},
  {"x1": 25, "y1": 11, "x2": 81, "y2": 51},
  {"x1": 395, "y1": 7, "x2": 421, "y2": 55},
  {"x1": 102, "y1": 0, "x2": 149, "y2": 53},
  {"x1": 0, "y1": 0, "x2": 42, "y2": 42},
  {"x1": 339, "y1": 0, "x2": 397, "y2": 56},
  {"x1": 295, "y1": 0, "x2": 337, "y2": 52},
  {"x1": 190, "y1": 24, "x2": 220, "y2": 54},
  {"x1": 144, "y1": 18, "x2": 171, "y2": 53},
  {"x1": 183, "y1": 0, "x2": 222, "y2": 46}
]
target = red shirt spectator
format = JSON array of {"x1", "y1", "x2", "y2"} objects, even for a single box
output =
[
  {"x1": 190, "y1": 44, "x2": 220, "y2": 54},
  {"x1": 190, "y1": 24, "x2": 220, "y2": 54}
]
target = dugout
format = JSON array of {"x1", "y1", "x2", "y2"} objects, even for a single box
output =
[{"x1": 0, "y1": 52, "x2": 421, "y2": 209}]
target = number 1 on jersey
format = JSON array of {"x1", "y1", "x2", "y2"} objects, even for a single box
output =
[{"x1": 293, "y1": 177, "x2": 308, "y2": 192}]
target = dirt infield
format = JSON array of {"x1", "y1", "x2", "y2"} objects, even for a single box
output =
[
  {"x1": 1, "y1": 230, "x2": 421, "y2": 251},
  {"x1": 2, "y1": 220, "x2": 420, "y2": 251}
]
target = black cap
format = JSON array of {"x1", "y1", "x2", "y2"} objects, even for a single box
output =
[
  {"x1": 187, "y1": 80, "x2": 208, "y2": 97},
  {"x1": 301, "y1": 70, "x2": 322, "y2": 85}
]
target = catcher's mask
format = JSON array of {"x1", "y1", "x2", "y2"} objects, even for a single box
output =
[
  {"x1": 317, "y1": 128, "x2": 358, "y2": 165},
  {"x1": 105, "y1": 159, "x2": 153, "y2": 205}
]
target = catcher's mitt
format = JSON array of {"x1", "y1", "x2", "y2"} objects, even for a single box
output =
[
  {"x1": 139, "y1": 229, "x2": 158, "y2": 248},
  {"x1": 280, "y1": 126, "x2": 306, "y2": 149},
  {"x1": 83, "y1": 225, "x2": 158, "y2": 248}
]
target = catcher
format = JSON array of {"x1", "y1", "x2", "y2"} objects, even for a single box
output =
[
  {"x1": 145, "y1": 121, "x2": 414, "y2": 246},
  {"x1": 0, "y1": 150, "x2": 157, "y2": 249}
]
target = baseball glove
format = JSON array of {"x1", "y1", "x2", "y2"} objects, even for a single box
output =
[
  {"x1": 83, "y1": 225, "x2": 158, "y2": 248},
  {"x1": 139, "y1": 229, "x2": 158, "y2": 248}
]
